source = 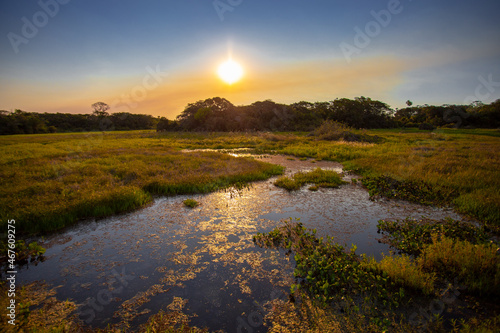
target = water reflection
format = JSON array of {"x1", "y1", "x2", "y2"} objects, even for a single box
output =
[{"x1": 17, "y1": 155, "x2": 464, "y2": 331}]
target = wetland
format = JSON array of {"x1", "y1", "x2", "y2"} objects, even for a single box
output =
[{"x1": 0, "y1": 129, "x2": 499, "y2": 332}]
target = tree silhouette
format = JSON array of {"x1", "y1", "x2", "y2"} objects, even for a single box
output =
[{"x1": 91, "y1": 102, "x2": 110, "y2": 117}]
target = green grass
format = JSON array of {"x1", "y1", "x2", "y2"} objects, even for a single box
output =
[
  {"x1": 2, "y1": 128, "x2": 499, "y2": 232},
  {"x1": 0, "y1": 131, "x2": 283, "y2": 234},
  {"x1": 254, "y1": 219, "x2": 500, "y2": 331},
  {"x1": 418, "y1": 235, "x2": 500, "y2": 297},
  {"x1": 276, "y1": 129, "x2": 500, "y2": 226},
  {"x1": 183, "y1": 199, "x2": 199, "y2": 208},
  {"x1": 274, "y1": 168, "x2": 347, "y2": 191},
  {"x1": 377, "y1": 217, "x2": 499, "y2": 297}
]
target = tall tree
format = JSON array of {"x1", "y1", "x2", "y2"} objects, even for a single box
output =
[{"x1": 91, "y1": 102, "x2": 110, "y2": 117}]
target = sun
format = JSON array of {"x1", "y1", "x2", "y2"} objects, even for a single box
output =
[{"x1": 217, "y1": 59, "x2": 244, "y2": 84}]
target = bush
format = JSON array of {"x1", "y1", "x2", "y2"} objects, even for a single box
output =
[
  {"x1": 418, "y1": 123, "x2": 435, "y2": 130},
  {"x1": 312, "y1": 120, "x2": 351, "y2": 140}
]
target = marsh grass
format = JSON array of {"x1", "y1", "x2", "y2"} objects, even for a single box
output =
[
  {"x1": 377, "y1": 217, "x2": 491, "y2": 256},
  {"x1": 362, "y1": 254, "x2": 436, "y2": 295},
  {"x1": 2, "y1": 129, "x2": 499, "y2": 232},
  {"x1": 274, "y1": 168, "x2": 347, "y2": 191},
  {"x1": 378, "y1": 217, "x2": 499, "y2": 297},
  {"x1": 254, "y1": 220, "x2": 500, "y2": 331},
  {"x1": 0, "y1": 133, "x2": 283, "y2": 234},
  {"x1": 278, "y1": 129, "x2": 500, "y2": 226},
  {"x1": 183, "y1": 199, "x2": 199, "y2": 208},
  {"x1": 418, "y1": 235, "x2": 500, "y2": 297}
]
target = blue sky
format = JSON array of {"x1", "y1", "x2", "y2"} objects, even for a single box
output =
[{"x1": 1, "y1": 0, "x2": 499, "y2": 118}]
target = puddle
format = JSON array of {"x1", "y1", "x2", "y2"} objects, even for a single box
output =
[{"x1": 16, "y1": 154, "x2": 465, "y2": 331}]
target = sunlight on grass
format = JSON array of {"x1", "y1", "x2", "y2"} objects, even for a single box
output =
[
  {"x1": 274, "y1": 168, "x2": 346, "y2": 191},
  {"x1": 417, "y1": 235, "x2": 500, "y2": 296},
  {"x1": 0, "y1": 132, "x2": 283, "y2": 234},
  {"x1": 1, "y1": 128, "x2": 498, "y2": 233}
]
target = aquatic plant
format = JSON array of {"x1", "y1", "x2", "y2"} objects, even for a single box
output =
[
  {"x1": 361, "y1": 175, "x2": 452, "y2": 206},
  {"x1": 0, "y1": 239, "x2": 46, "y2": 270},
  {"x1": 254, "y1": 220, "x2": 408, "y2": 329},
  {"x1": 377, "y1": 217, "x2": 491, "y2": 256}
]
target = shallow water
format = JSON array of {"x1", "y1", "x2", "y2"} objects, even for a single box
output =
[{"x1": 17, "y1": 154, "x2": 464, "y2": 331}]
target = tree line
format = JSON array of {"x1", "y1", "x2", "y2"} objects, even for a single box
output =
[
  {"x1": 1, "y1": 97, "x2": 499, "y2": 135},
  {"x1": 0, "y1": 103, "x2": 158, "y2": 135},
  {"x1": 159, "y1": 97, "x2": 500, "y2": 132}
]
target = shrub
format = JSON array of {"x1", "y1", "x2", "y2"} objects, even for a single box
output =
[
  {"x1": 418, "y1": 123, "x2": 435, "y2": 130},
  {"x1": 312, "y1": 120, "x2": 351, "y2": 141}
]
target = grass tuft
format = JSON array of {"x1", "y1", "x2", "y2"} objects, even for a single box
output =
[
  {"x1": 183, "y1": 199, "x2": 199, "y2": 208},
  {"x1": 274, "y1": 168, "x2": 346, "y2": 191},
  {"x1": 417, "y1": 235, "x2": 500, "y2": 296},
  {"x1": 362, "y1": 254, "x2": 436, "y2": 295}
]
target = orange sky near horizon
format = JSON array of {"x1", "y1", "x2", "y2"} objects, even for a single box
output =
[{"x1": 1, "y1": 55, "x2": 410, "y2": 119}]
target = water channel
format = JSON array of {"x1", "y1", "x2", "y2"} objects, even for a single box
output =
[{"x1": 16, "y1": 154, "x2": 465, "y2": 332}]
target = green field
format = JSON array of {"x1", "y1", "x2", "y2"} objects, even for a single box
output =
[
  {"x1": 1, "y1": 128, "x2": 499, "y2": 332},
  {"x1": 1, "y1": 128, "x2": 499, "y2": 234},
  {"x1": 0, "y1": 131, "x2": 284, "y2": 234}
]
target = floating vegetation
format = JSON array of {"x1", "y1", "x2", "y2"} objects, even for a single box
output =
[
  {"x1": 254, "y1": 219, "x2": 500, "y2": 331},
  {"x1": 361, "y1": 175, "x2": 452, "y2": 206},
  {"x1": 377, "y1": 217, "x2": 491, "y2": 256},
  {"x1": 274, "y1": 168, "x2": 347, "y2": 191},
  {"x1": 253, "y1": 219, "x2": 408, "y2": 330},
  {"x1": 0, "y1": 282, "x2": 78, "y2": 331},
  {"x1": 378, "y1": 217, "x2": 500, "y2": 297},
  {"x1": 0, "y1": 239, "x2": 46, "y2": 272},
  {"x1": 139, "y1": 308, "x2": 208, "y2": 333}
]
